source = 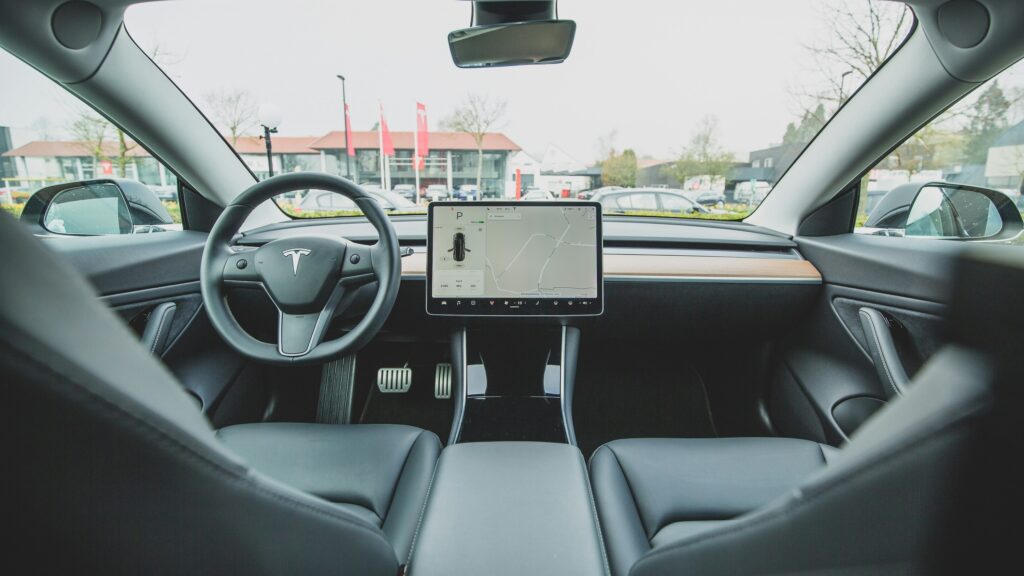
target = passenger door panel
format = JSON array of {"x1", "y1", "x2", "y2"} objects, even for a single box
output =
[{"x1": 769, "y1": 234, "x2": 959, "y2": 443}]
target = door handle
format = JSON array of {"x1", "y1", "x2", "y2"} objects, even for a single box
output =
[
  {"x1": 858, "y1": 307, "x2": 910, "y2": 397},
  {"x1": 140, "y1": 302, "x2": 176, "y2": 357}
]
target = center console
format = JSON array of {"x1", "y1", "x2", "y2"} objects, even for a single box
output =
[
  {"x1": 409, "y1": 202, "x2": 607, "y2": 573},
  {"x1": 408, "y1": 442, "x2": 608, "y2": 576},
  {"x1": 427, "y1": 201, "x2": 601, "y2": 445}
]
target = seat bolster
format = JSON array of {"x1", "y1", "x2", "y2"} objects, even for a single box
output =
[
  {"x1": 382, "y1": 429, "x2": 443, "y2": 562},
  {"x1": 600, "y1": 437, "x2": 831, "y2": 537},
  {"x1": 217, "y1": 423, "x2": 431, "y2": 520},
  {"x1": 589, "y1": 444, "x2": 653, "y2": 576}
]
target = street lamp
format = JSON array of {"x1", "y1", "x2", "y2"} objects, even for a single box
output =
[
  {"x1": 259, "y1": 103, "x2": 282, "y2": 178},
  {"x1": 336, "y1": 74, "x2": 353, "y2": 179},
  {"x1": 838, "y1": 70, "x2": 854, "y2": 103}
]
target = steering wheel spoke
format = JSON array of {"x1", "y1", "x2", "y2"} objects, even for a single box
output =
[{"x1": 277, "y1": 282, "x2": 349, "y2": 357}]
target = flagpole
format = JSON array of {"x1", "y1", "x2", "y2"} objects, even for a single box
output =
[
  {"x1": 378, "y1": 104, "x2": 385, "y2": 189},
  {"x1": 414, "y1": 109, "x2": 421, "y2": 203}
]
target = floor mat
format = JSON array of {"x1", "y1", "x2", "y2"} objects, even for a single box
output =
[
  {"x1": 573, "y1": 338, "x2": 718, "y2": 459},
  {"x1": 353, "y1": 341, "x2": 454, "y2": 444}
]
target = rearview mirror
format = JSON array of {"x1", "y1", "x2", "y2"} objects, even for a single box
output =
[
  {"x1": 20, "y1": 179, "x2": 176, "y2": 236},
  {"x1": 861, "y1": 181, "x2": 1023, "y2": 241},
  {"x1": 449, "y1": 20, "x2": 576, "y2": 68}
]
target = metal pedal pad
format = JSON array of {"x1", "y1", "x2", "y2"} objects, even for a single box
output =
[
  {"x1": 377, "y1": 367, "x2": 412, "y2": 394},
  {"x1": 434, "y1": 363, "x2": 452, "y2": 399}
]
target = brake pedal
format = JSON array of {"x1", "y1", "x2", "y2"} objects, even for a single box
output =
[
  {"x1": 377, "y1": 367, "x2": 412, "y2": 394},
  {"x1": 434, "y1": 363, "x2": 452, "y2": 399}
]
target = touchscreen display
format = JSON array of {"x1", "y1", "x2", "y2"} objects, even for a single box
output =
[{"x1": 427, "y1": 202, "x2": 603, "y2": 316}]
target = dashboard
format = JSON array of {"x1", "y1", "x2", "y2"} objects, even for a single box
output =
[
  {"x1": 237, "y1": 213, "x2": 822, "y2": 339},
  {"x1": 426, "y1": 202, "x2": 603, "y2": 316}
]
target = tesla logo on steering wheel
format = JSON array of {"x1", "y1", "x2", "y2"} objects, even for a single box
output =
[{"x1": 282, "y1": 248, "x2": 312, "y2": 275}]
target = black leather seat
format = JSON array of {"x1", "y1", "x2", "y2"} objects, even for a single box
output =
[
  {"x1": 218, "y1": 422, "x2": 440, "y2": 560},
  {"x1": 590, "y1": 437, "x2": 835, "y2": 576},
  {"x1": 588, "y1": 249, "x2": 1019, "y2": 576},
  {"x1": 1, "y1": 213, "x2": 438, "y2": 575}
]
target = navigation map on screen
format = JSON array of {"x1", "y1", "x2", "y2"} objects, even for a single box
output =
[{"x1": 427, "y1": 202, "x2": 602, "y2": 316}]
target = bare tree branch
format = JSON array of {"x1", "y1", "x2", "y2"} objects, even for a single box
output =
[
  {"x1": 441, "y1": 93, "x2": 508, "y2": 188},
  {"x1": 203, "y1": 89, "x2": 259, "y2": 147}
]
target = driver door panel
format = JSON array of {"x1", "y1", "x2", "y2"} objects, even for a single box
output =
[{"x1": 46, "y1": 231, "x2": 248, "y2": 414}]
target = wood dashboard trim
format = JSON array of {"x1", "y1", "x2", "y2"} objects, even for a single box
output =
[{"x1": 402, "y1": 252, "x2": 821, "y2": 282}]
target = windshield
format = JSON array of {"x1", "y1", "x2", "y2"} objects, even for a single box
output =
[{"x1": 122, "y1": 0, "x2": 912, "y2": 221}]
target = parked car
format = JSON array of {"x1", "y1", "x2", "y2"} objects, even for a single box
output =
[
  {"x1": 424, "y1": 184, "x2": 450, "y2": 201},
  {"x1": 521, "y1": 188, "x2": 556, "y2": 200},
  {"x1": 592, "y1": 188, "x2": 710, "y2": 215},
  {"x1": 684, "y1": 189, "x2": 726, "y2": 208},
  {"x1": 392, "y1": 184, "x2": 417, "y2": 202},
  {"x1": 578, "y1": 185, "x2": 622, "y2": 200},
  {"x1": 297, "y1": 189, "x2": 416, "y2": 213},
  {"x1": 455, "y1": 184, "x2": 479, "y2": 201},
  {"x1": 733, "y1": 180, "x2": 772, "y2": 204}
]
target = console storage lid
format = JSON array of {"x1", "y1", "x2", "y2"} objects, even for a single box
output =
[{"x1": 408, "y1": 441, "x2": 609, "y2": 576}]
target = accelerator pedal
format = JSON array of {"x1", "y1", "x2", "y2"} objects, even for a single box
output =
[
  {"x1": 377, "y1": 367, "x2": 412, "y2": 394},
  {"x1": 434, "y1": 363, "x2": 452, "y2": 399}
]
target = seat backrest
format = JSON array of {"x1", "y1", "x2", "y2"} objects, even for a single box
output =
[
  {"x1": 0, "y1": 213, "x2": 398, "y2": 575},
  {"x1": 628, "y1": 249, "x2": 1022, "y2": 576}
]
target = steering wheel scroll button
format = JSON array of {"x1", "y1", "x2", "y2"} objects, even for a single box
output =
[
  {"x1": 236, "y1": 259, "x2": 248, "y2": 269},
  {"x1": 349, "y1": 253, "x2": 360, "y2": 265}
]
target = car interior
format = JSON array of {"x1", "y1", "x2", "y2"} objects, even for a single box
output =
[{"x1": 2, "y1": 1, "x2": 1023, "y2": 574}]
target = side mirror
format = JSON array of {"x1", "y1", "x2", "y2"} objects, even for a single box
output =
[
  {"x1": 861, "y1": 181, "x2": 1023, "y2": 241},
  {"x1": 20, "y1": 179, "x2": 175, "y2": 236}
]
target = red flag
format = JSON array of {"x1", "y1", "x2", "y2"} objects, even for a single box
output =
[
  {"x1": 344, "y1": 104, "x2": 355, "y2": 157},
  {"x1": 415, "y1": 102, "x2": 429, "y2": 170},
  {"x1": 379, "y1": 105, "x2": 394, "y2": 156}
]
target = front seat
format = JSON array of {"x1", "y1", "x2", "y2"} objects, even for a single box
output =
[
  {"x1": 590, "y1": 251, "x2": 1019, "y2": 576},
  {"x1": 1, "y1": 213, "x2": 436, "y2": 574}
]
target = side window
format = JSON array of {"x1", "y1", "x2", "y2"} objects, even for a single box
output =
[
  {"x1": 659, "y1": 194, "x2": 693, "y2": 212},
  {"x1": 1, "y1": 49, "x2": 181, "y2": 236},
  {"x1": 855, "y1": 59, "x2": 1024, "y2": 243},
  {"x1": 630, "y1": 193, "x2": 658, "y2": 211}
]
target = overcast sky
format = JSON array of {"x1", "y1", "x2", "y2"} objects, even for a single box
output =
[{"x1": 2, "y1": 0, "x2": 891, "y2": 164}]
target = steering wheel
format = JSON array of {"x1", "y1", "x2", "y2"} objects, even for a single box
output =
[{"x1": 200, "y1": 173, "x2": 401, "y2": 365}]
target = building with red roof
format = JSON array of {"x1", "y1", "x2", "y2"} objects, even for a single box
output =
[{"x1": 3, "y1": 129, "x2": 522, "y2": 197}]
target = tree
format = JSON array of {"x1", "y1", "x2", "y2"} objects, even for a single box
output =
[
  {"x1": 666, "y1": 116, "x2": 735, "y2": 187},
  {"x1": 798, "y1": 0, "x2": 911, "y2": 112},
  {"x1": 601, "y1": 149, "x2": 637, "y2": 187},
  {"x1": 31, "y1": 117, "x2": 58, "y2": 140},
  {"x1": 68, "y1": 111, "x2": 110, "y2": 165},
  {"x1": 782, "y1": 103, "x2": 827, "y2": 146},
  {"x1": 203, "y1": 89, "x2": 259, "y2": 147},
  {"x1": 794, "y1": 0, "x2": 910, "y2": 216},
  {"x1": 442, "y1": 94, "x2": 508, "y2": 188},
  {"x1": 68, "y1": 110, "x2": 138, "y2": 178},
  {"x1": 962, "y1": 82, "x2": 1011, "y2": 164}
]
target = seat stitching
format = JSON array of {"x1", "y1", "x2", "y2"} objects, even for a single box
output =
[
  {"x1": 606, "y1": 444, "x2": 654, "y2": 543},
  {"x1": 578, "y1": 449, "x2": 613, "y2": 576},
  {"x1": 8, "y1": 340, "x2": 388, "y2": 541},
  {"x1": 380, "y1": 429, "x2": 431, "y2": 520},
  {"x1": 405, "y1": 448, "x2": 442, "y2": 566},
  {"x1": 630, "y1": 398, "x2": 990, "y2": 570}
]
